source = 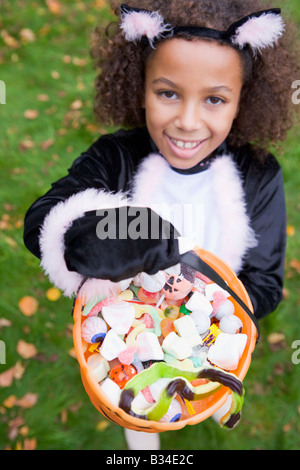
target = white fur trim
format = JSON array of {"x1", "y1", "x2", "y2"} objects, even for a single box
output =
[
  {"x1": 210, "y1": 155, "x2": 257, "y2": 272},
  {"x1": 232, "y1": 12, "x2": 285, "y2": 52},
  {"x1": 131, "y1": 153, "x2": 170, "y2": 205},
  {"x1": 39, "y1": 188, "x2": 129, "y2": 300}
]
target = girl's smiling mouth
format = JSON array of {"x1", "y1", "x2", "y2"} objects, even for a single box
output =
[{"x1": 165, "y1": 134, "x2": 208, "y2": 159}]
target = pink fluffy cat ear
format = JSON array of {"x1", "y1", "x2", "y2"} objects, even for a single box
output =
[
  {"x1": 229, "y1": 9, "x2": 285, "y2": 53},
  {"x1": 120, "y1": 3, "x2": 172, "y2": 47}
]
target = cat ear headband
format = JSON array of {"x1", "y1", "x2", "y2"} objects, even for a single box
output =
[{"x1": 120, "y1": 3, "x2": 285, "y2": 53}]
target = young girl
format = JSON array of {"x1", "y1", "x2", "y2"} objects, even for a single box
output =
[{"x1": 23, "y1": 0, "x2": 299, "y2": 450}]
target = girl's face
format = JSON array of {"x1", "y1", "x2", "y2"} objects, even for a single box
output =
[{"x1": 144, "y1": 38, "x2": 243, "y2": 169}]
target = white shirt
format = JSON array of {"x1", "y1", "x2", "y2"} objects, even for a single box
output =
[{"x1": 146, "y1": 165, "x2": 220, "y2": 253}]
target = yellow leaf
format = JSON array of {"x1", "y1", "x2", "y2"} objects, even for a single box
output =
[
  {"x1": 3, "y1": 395, "x2": 17, "y2": 408},
  {"x1": 287, "y1": 225, "x2": 295, "y2": 236},
  {"x1": 46, "y1": 287, "x2": 61, "y2": 301},
  {"x1": 96, "y1": 420, "x2": 110, "y2": 432}
]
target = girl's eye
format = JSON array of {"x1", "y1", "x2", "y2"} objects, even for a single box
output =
[
  {"x1": 206, "y1": 96, "x2": 225, "y2": 105},
  {"x1": 159, "y1": 90, "x2": 178, "y2": 100}
]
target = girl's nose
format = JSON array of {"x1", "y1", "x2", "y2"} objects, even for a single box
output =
[{"x1": 175, "y1": 102, "x2": 203, "y2": 132}]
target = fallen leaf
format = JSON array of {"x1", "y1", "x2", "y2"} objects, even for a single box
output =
[
  {"x1": 0, "y1": 368, "x2": 15, "y2": 387},
  {"x1": 23, "y1": 438, "x2": 37, "y2": 450},
  {"x1": 13, "y1": 361, "x2": 26, "y2": 380},
  {"x1": 286, "y1": 225, "x2": 295, "y2": 236},
  {"x1": 61, "y1": 409, "x2": 68, "y2": 424},
  {"x1": 16, "y1": 393, "x2": 38, "y2": 409},
  {"x1": 267, "y1": 332, "x2": 285, "y2": 344},
  {"x1": 4, "y1": 236, "x2": 17, "y2": 248},
  {"x1": 16, "y1": 340, "x2": 38, "y2": 359},
  {"x1": 282, "y1": 288, "x2": 289, "y2": 300},
  {"x1": 95, "y1": 420, "x2": 110, "y2": 432},
  {"x1": 37, "y1": 93, "x2": 49, "y2": 102},
  {"x1": 19, "y1": 139, "x2": 35, "y2": 151},
  {"x1": 24, "y1": 109, "x2": 39, "y2": 119},
  {"x1": 1, "y1": 30, "x2": 19, "y2": 49},
  {"x1": 3, "y1": 395, "x2": 17, "y2": 408},
  {"x1": 40, "y1": 138, "x2": 54, "y2": 151},
  {"x1": 8, "y1": 416, "x2": 25, "y2": 440},
  {"x1": 19, "y1": 426, "x2": 29, "y2": 436},
  {"x1": 51, "y1": 70, "x2": 60, "y2": 79},
  {"x1": 19, "y1": 28, "x2": 36, "y2": 44},
  {"x1": 46, "y1": 0, "x2": 61, "y2": 15},
  {"x1": 68, "y1": 348, "x2": 77, "y2": 358},
  {"x1": 290, "y1": 259, "x2": 300, "y2": 274},
  {"x1": 0, "y1": 318, "x2": 12, "y2": 328},
  {"x1": 18, "y1": 296, "x2": 38, "y2": 316},
  {"x1": 283, "y1": 422, "x2": 292, "y2": 433},
  {"x1": 46, "y1": 287, "x2": 61, "y2": 301},
  {"x1": 70, "y1": 99, "x2": 83, "y2": 110}
]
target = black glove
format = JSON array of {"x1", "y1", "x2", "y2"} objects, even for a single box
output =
[{"x1": 64, "y1": 206, "x2": 181, "y2": 282}]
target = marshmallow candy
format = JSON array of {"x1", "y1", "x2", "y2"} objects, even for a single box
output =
[
  {"x1": 207, "y1": 333, "x2": 247, "y2": 370},
  {"x1": 205, "y1": 283, "x2": 230, "y2": 301},
  {"x1": 136, "y1": 331, "x2": 164, "y2": 362},
  {"x1": 189, "y1": 310, "x2": 211, "y2": 335},
  {"x1": 100, "y1": 329, "x2": 127, "y2": 361},
  {"x1": 102, "y1": 301, "x2": 135, "y2": 334},
  {"x1": 162, "y1": 332, "x2": 193, "y2": 360},
  {"x1": 140, "y1": 271, "x2": 166, "y2": 293},
  {"x1": 219, "y1": 314, "x2": 243, "y2": 334},
  {"x1": 173, "y1": 315, "x2": 202, "y2": 347},
  {"x1": 86, "y1": 353, "x2": 110, "y2": 382},
  {"x1": 185, "y1": 292, "x2": 213, "y2": 316},
  {"x1": 100, "y1": 377, "x2": 122, "y2": 407}
]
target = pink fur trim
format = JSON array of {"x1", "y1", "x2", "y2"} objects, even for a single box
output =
[
  {"x1": 232, "y1": 12, "x2": 285, "y2": 52},
  {"x1": 39, "y1": 188, "x2": 128, "y2": 300},
  {"x1": 210, "y1": 156, "x2": 257, "y2": 273},
  {"x1": 121, "y1": 10, "x2": 171, "y2": 46}
]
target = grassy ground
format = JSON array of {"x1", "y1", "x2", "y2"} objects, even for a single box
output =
[{"x1": 0, "y1": 0, "x2": 299, "y2": 451}]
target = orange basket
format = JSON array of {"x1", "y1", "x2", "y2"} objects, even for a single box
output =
[{"x1": 72, "y1": 248, "x2": 257, "y2": 432}]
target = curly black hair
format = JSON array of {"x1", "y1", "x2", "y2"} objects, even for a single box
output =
[{"x1": 90, "y1": 0, "x2": 300, "y2": 153}]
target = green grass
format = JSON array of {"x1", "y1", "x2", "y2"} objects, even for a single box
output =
[{"x1": 0, "y1": 0, "x2": 300, "y2": 451}]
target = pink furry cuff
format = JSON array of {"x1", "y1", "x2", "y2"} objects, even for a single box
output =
[{"x1": 39, "y1": 188, "x2": 129, "y2": 301}]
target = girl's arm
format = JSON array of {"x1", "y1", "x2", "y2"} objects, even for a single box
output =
[{"x1": 238, "y1": 164, "x2": 286, "y2": 319}]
